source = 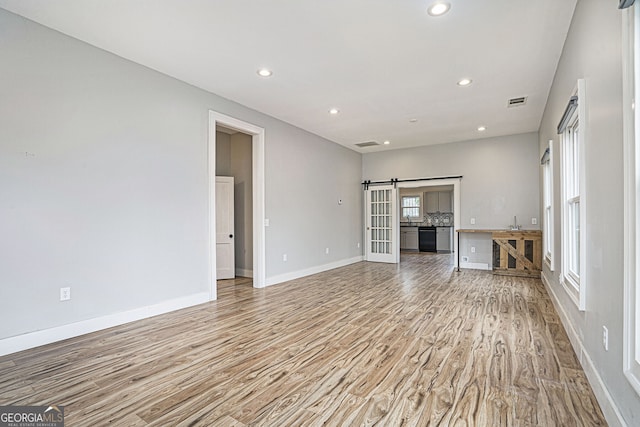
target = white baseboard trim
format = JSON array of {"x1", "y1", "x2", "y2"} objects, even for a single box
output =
[
  {"x1": 459, "y1": 261, "x2": 491, "y2": 270},
  {"x1": 0, "y1": 292, "x2": 210, "y2": 357},
  {"x1": 235, "y1": 268, "x2": 253, "y2": 278},
  {"x1": 265, "y1": 256, "x2": 364, "y2": 287},
  {"x1": 541, "y1": 272, "x2": 627, "y2": 427}
]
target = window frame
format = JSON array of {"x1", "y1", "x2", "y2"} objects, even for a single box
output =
[
  {"x1": 560, "y1": 80, "x2": 587, "y2": 311},
  {"x1": 623, "y1": 2, "x2": 640, "y2": 397},
  {"x1": 542, "y1": 140, "x2": 554, "y2": 271},
  {"x1": 401, "y1": 195, "x2": 422, "y2": 221}
]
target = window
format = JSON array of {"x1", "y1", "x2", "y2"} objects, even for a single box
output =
[
  {"x1": 542, "y1": 141, "x2": 554, "y2": 270},
  {"x1": 565, "y1": 114, "x2": 580, "y2": 279},
  {"x1": 623, "y1": 2, "x2": 640, "y2": 397},
  {"x1": 560, "y1": 80, "x2": 586, "y2": 310},
  {"x1": 401, "y1": 195, "x2": 421, "y2": 220}
]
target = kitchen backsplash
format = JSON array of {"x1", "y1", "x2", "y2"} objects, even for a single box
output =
[
  {"x1": 425, "y1": 212, "x2": 453, "y2": 226},
  {"x1": 402, "y1": 212, "x2": 454, "y2": 227}
]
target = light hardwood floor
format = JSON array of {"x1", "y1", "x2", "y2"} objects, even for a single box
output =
[{"x1": 0, "y1": 254, "x2": 606, "y2": 426}]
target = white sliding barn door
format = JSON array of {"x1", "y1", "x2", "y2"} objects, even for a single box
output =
[
  {"x1": 216, "y1": 176, "x2": 235, "y2": 279},
  {"x1": 365, "y1": 186, "x2": 399, "y2": 263}
]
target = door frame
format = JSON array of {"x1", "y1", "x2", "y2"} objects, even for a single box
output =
[
  {"x1": 208, "y1": 111, "x2": 266, "y2": 300},
  {"x1": 396, "y1": 178, "x2": 461, "y2": 268}
]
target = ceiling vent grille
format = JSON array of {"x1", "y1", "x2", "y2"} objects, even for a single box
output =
[
  {"x1": 508, "y1": 96, "x2": 528, "y2": 107},
  {"x1": 355, "y1": 141, "x2": 380, "y2": 148}
]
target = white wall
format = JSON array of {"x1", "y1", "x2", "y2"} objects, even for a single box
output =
[
  {"x1": 539, "y1": 0, "x2": 639, "y2": 424},
  {"x1": 363, "y1": 132, "x2": 540, "y2": 266},
  {"x1": 0, "y1": 9, "x2": 362, "y2": 344}
]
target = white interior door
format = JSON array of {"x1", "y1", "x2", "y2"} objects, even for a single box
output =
[
  {"x1": 216, "y1": 176, "x2": 235, "y2": 279},
  {"x1": 365, "y1": 185, "x2": 399, "y2": 263}
]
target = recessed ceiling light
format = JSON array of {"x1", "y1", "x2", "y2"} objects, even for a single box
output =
[
  {"x1": 477, "y1": 126, "x2": 487, "y2": 132},
  {"x1": 457, "y1": 78, "x2": 472, "y2": 87},
  {"x1": 257, "y1": 68, "x2": 272, "y2": 77},
  {"x1": 427, "y1": 2, "x2": 450, "y2": 16},
  {"x1": 329, "y1": 108, "x2": 340, "y2": 115},
  {"x1": 383, "y1": 140, "x2": 391, "y2": 145},
  {"x1": 409, "y1": 118, "x2": 418, "y2": 123}
]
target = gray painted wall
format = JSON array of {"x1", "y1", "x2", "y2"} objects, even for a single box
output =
[
  {"x1": 0, "y1": 9, "x2": 362, "y2": 340},
  {"x1": 363, "y1": 133, "x2": 541, "y2": 265},
  {"x1": 215, "y1": 131, "x2": 232, "y2": 176},
  {"x1": 539, "y1": 0, "x2": 639, "y2": 423},
  {"x1": 230, "y1": 132, "x2": 253, "y2": 275},
  {"x1": 215, "y1": 130, "x2": 253, "y2": 275}
]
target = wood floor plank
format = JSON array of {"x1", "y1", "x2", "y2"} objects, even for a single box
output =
[{"x1": 0, "y1": 254, "x2": 607, "y2": 426}]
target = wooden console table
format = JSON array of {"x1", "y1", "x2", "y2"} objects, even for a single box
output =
[{"x1": 456, "y1": 229, "x2": 542, "y2": 278}]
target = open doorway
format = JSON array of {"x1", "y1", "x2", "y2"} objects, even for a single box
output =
[
  {"x1": 396, "y1": 178, "x2": 461, "y2": 268},
  {"x1": 215, "y1": 126, "x2": 253, "y2": 282},
  {"x1": 364, "y1": 177, "x2": 461, "y2": 269},
  {"x1": 208, "y1": 111, "x2": 265, "y2": 300}
]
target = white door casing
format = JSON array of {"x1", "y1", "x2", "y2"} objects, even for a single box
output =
[
  {"x1": 395, "y1": 177, "x2": 461, "y2": 268},
  {"x1": 208, "y1": 110, "x2": 266, "y2": 300},
  {"x1": 366, "y1": 186, "x2": 399, "y2": 263},
  {"x1": 216, "y1": 176, "x2": 235, "y2": 279}
]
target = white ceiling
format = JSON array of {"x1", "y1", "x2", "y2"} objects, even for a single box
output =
[{"x1": 0, "y1": 0, "x2": 577, "y2": 153}]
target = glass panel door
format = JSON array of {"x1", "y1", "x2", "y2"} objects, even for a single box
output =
[{"x1": 366, "y1": 186, "x2": 398, "y2": 263}]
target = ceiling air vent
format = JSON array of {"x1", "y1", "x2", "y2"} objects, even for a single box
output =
[
  {"x1": 508, "y1": 96, "x2": 528, "y2": 108},
  {"x1": 355, "y1": 141, "x2": 380, "y2": 148}
]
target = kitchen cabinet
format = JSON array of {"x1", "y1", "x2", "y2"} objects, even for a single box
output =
[
  {"x1": 436, "y1": 227, "x2": 452, "y2": 252},
  {"x1": 400, "y1": 227, "x2": 419, "y2": 250},
  {"x1": 425, "y1": 192, "x2": 439, "y2": 213},
  {"x1": 438, "y1": 191, "x2": 452, "y2": 212},
  {"x1": 425, "y1": 191, "x2": 452, "y2": 213},
  {"x1": 492, "y1": 230, "x2": 542, "y2": 277}
]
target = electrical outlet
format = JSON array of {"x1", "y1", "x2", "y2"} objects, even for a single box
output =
[
  {"x1": 283, "y1": 254, "x2": 287, "y2": 262},
  {"x1": 357, "y1": 242, "x2": 360, "y2": 248},
  {"x1": 264, "y1": 218, "x2": 270, "y2": 227},
  {"x1": 470, "y1": 218, "x2": 476, "y2": 225},
  {"x1": 60, "y1": 287, "x2": 71, "y2": 301},
  {"x1": 603, "y1": 326, "x2": 609, "y2": 351},
  {"x1": 471, "y1": 246, "x2": 476, "y2": 253},
  {"x1": 325, "y1": 247, "x2": 330, "y2": 254},
  {"x1": 532, "y1": 218, "x2": 538, "y2": 225},
  {"x1": 462, "y1": 256, "x2": 469, "y2": 262}
]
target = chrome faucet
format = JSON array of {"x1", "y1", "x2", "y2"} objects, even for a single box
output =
[{"x1": 510, "y1": 215, "x2": 521, "y2": 230}]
